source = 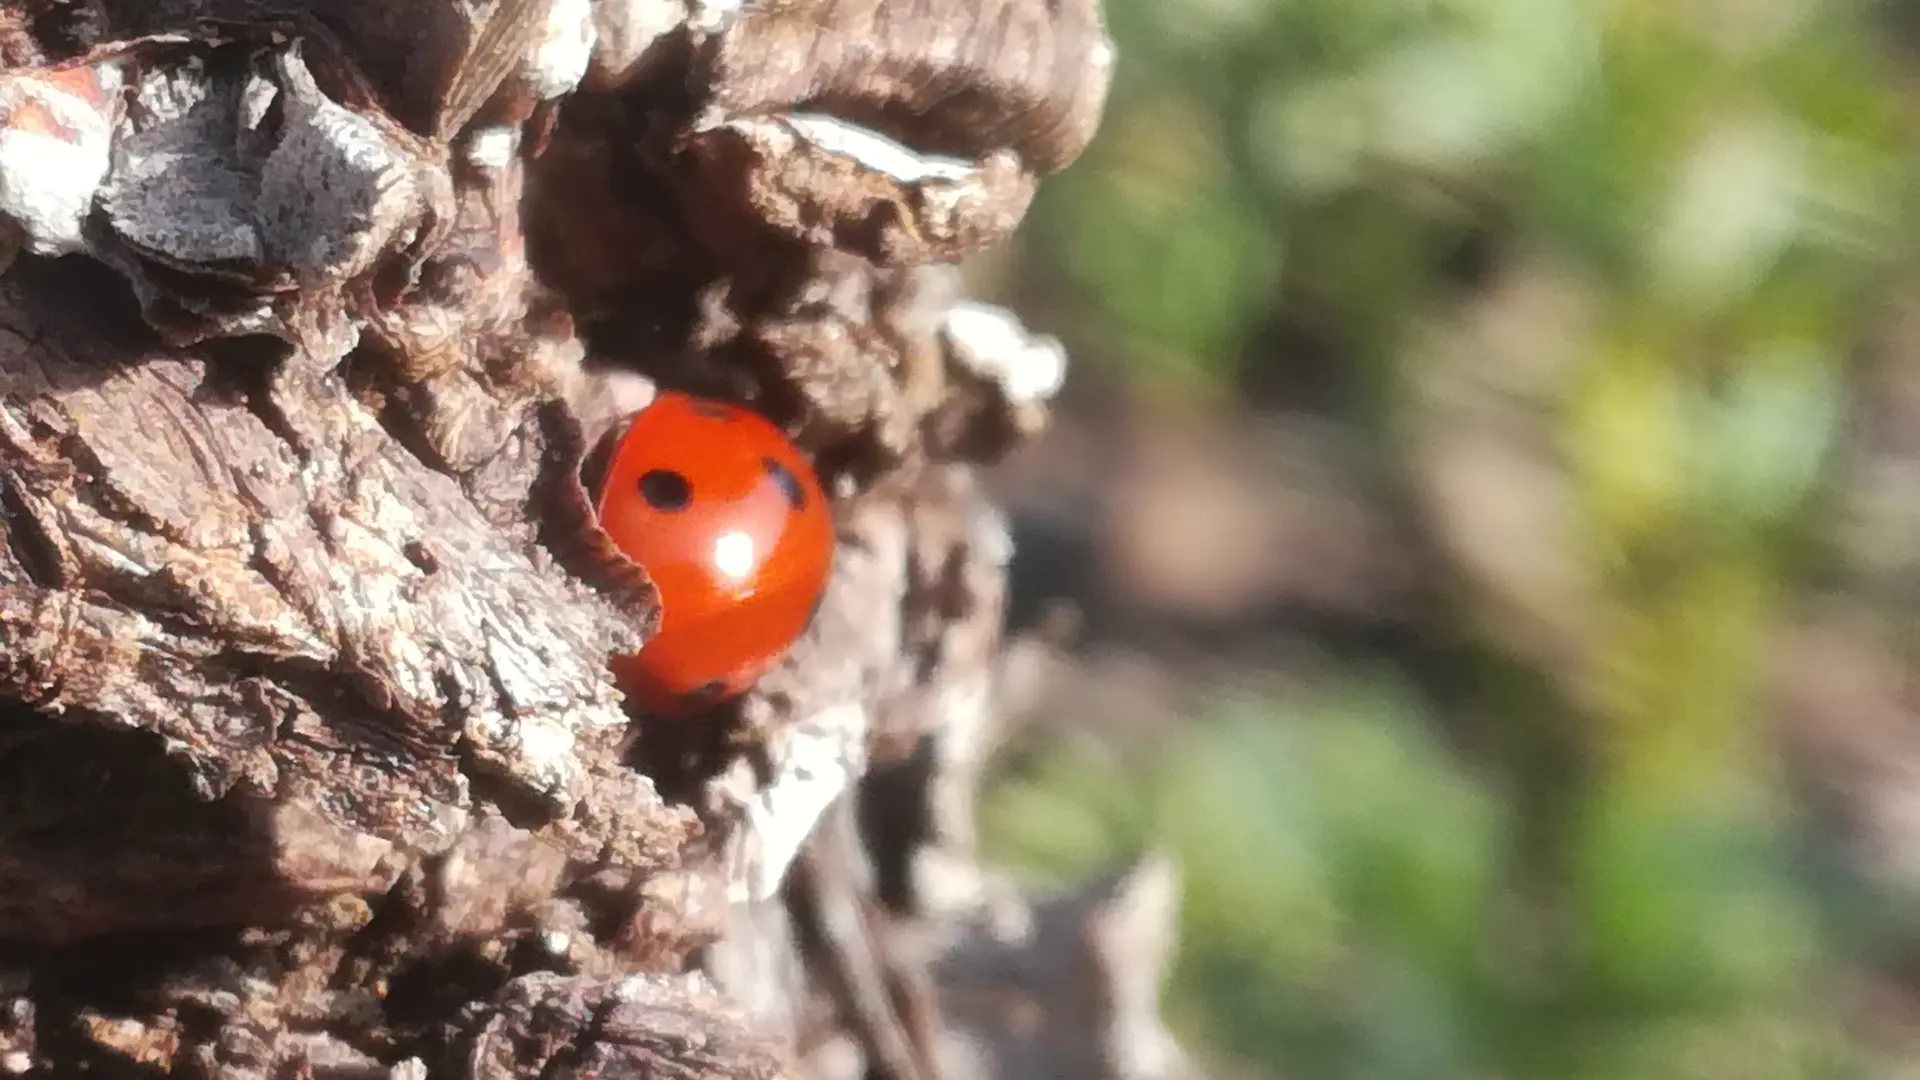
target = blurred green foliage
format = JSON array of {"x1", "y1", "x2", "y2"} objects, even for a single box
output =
[
  {"x1": 986, "y1": 687, "x2": 1862, "y2": 1078},
  {"x1": 982, "y1": 0, "x2": 1920, "y2": 1076}
]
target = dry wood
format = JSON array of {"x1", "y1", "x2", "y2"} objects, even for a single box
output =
[{"x1": 0, "y1": 1, "x2": 1190, "y2": 1077}]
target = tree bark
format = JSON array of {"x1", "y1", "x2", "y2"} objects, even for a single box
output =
[{"x1": 0, "y1": 1, "x2": 1192, "y2": 1078}]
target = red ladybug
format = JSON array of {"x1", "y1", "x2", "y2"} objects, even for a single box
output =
[{"x1": 593, "y1": 390, "x2": 834, "y2": 715}]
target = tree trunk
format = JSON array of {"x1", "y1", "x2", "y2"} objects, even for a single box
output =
[{"x1": 0, "y1": 1, "x2": 1188, "y2": 1078}]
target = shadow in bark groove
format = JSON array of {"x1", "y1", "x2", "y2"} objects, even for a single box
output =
[{"x1": 0, "y1": 704, "x2": 289, "y2": 944}]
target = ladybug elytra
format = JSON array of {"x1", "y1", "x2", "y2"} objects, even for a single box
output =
[{"x1": 593, "y1": 391, "x2": 834, "y2": 715}]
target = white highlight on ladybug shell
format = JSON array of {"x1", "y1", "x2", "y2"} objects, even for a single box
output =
[{"x1": 712, "y1": 529, "x2": 756, "y2": 583}]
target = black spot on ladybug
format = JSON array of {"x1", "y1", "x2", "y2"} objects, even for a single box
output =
[
  {"x1": 763, "y1": 457, "x2": 806, "y2": 510},
  {"x1": 638, "y1": 469, "x2": 692, "y2": 511}
]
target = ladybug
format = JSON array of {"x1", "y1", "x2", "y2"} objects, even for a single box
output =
[{"x1": 593, "y1": 390, "x2": 834, "y2": 715}]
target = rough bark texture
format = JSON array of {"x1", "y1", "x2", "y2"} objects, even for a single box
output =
[{"x1": 0, "y1": 2, "x2": 1191, "y2": 1078}]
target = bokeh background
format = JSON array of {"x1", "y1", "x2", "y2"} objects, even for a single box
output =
[{"x1": 963, "y1": 0, "x2": 1920, "y2": 1075}]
